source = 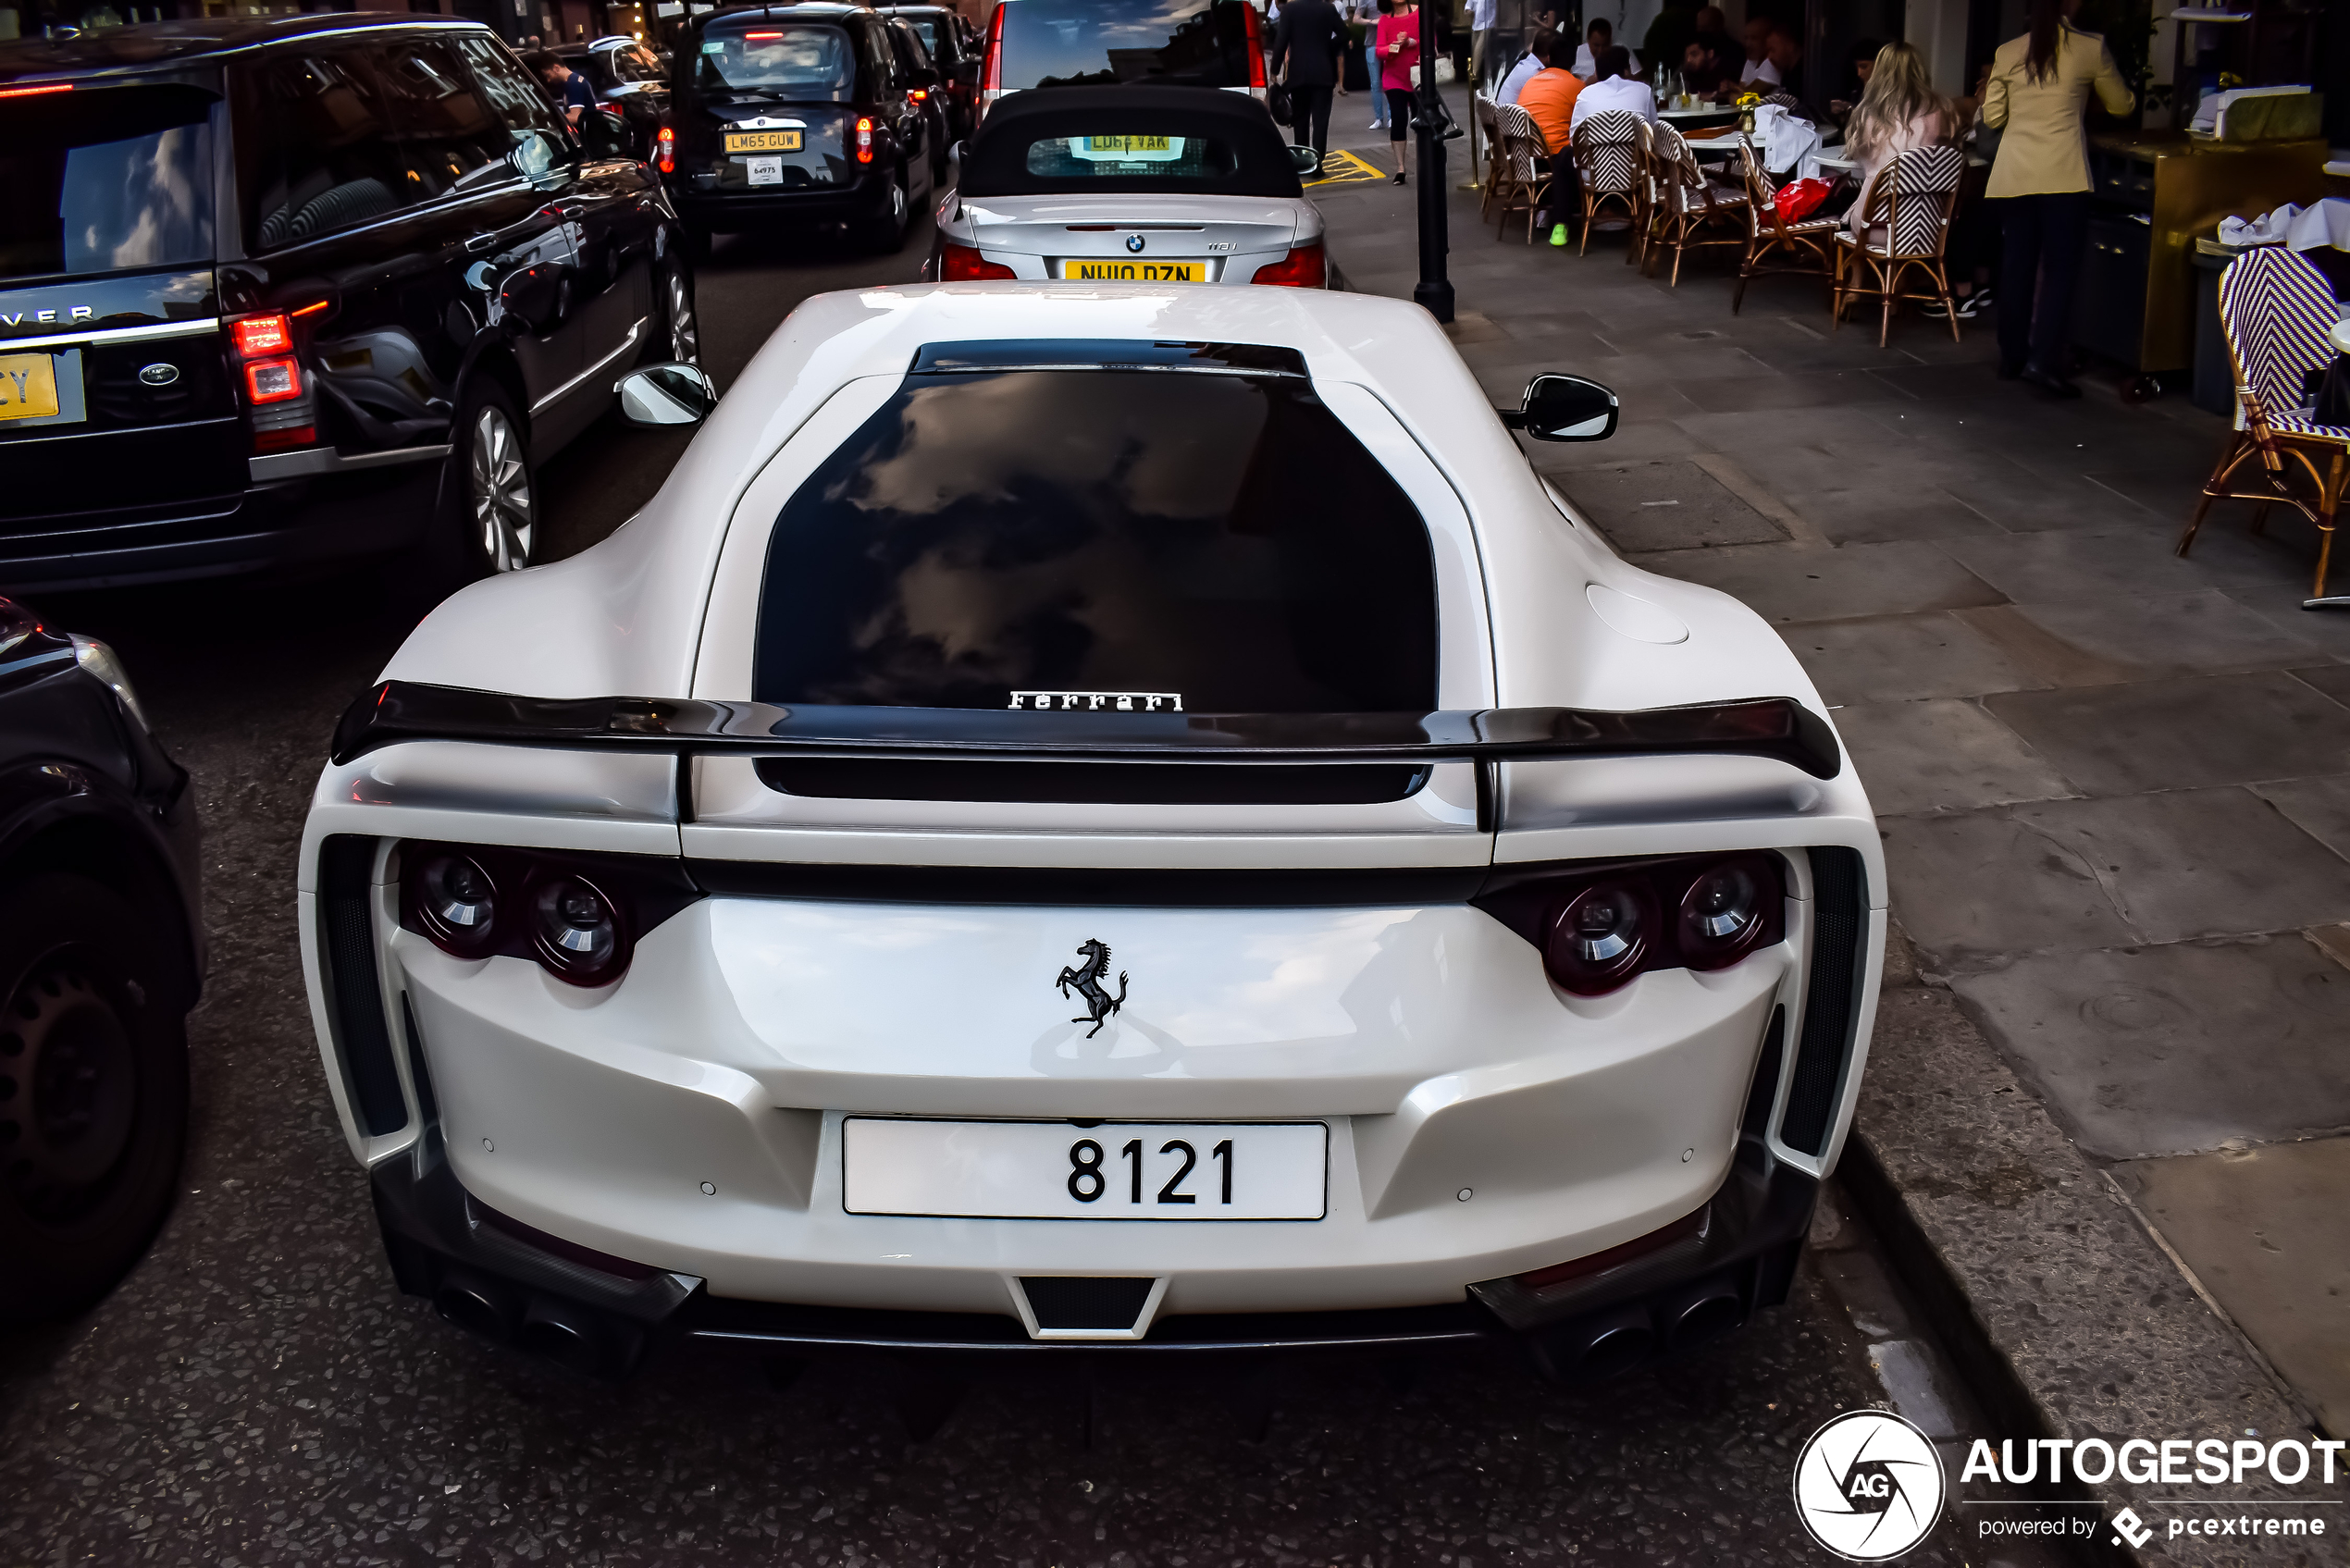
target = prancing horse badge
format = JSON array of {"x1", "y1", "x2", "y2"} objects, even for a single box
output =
[{"x1": 1056, "y1": 938, "x2": 1129, "y2": 1038}]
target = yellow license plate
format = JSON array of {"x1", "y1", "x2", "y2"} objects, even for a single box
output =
[
  {"x1": 1084, "y1": 135, "x2": 1171, "y2": 154},
  {"x1": 0, "y1": 352, "x2": 60, "y2": 422},
  {"x1": 1065, "y1": 260, "x2": 1206, "y2": 282},
  {"x1": 725, "y1": 130, "x2": 803, "y2": 154}
]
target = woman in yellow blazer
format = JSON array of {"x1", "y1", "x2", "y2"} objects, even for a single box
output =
[{"x1": 1980, "y1": 0, "x2": 2134, "y2": 397}]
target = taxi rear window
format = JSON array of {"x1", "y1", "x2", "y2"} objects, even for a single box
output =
[
  {"x1": 752, "y1": 364, "x2": 1436, "y2": 714},
  {"x1": 693, "y1": 19, "x2": 857, "y2": 100},
  {"x1": 0, "y1": 82, "x2": 216, "y2": 282}
]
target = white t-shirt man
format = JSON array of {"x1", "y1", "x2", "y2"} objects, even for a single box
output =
[
  {"x1": 1569, "y1": 71, "x2": 1658, "y2": 132},
  {"x1": 1497, "y1": 50, "x2": 1542, "y2": 104}
]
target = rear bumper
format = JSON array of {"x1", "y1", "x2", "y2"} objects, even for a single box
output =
[
  {"x1": 671, "y1": 175, "x2": 890, "y2": 230},
  {"x1": 369, "y1": 1122, "x2": 1816, "y2": 1379},
  {"x1": 0, "y1": 464, "x2": 438, "y2": 593}
]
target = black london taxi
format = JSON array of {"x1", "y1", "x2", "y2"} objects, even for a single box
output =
[
  {"x1": 878, "y1": 6, "x2": 978, "y2": 143},
  {"x1": 0, "y1": 596, "x2": 204, "y2": 1324},
  {"x1": 660, "y1": 3, "x2": 938, "y2": 256},
  {"x1": 0, "y1": 15, "x2": 697, "y2": 591}
]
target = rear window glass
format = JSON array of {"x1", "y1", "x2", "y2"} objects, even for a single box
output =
[
  {"x1": 753, "y1": 367, "x2": 1436, "y2": 713},
  {"x1": 964, "y1": 118, "x2": 1297, "y2": 197},
  {"x1": 994, "y1": 0, "x2": 1257, "y2": 90},
  {"x1": 902, "y1": 18, "x2": 947, "y2": 57},
  {"x1": 694, "y1": 19, "x2": 857, "y2": 99},
  {"x1": 235, "y1": 49, "x2": 415, "y2": 252},
  {"x1": 0, "y1": 83, "x2": 216, "y2": 282}
]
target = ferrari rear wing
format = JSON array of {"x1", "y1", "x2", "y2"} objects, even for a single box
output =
[{"x1": 329, "y1": 682, "x2": 1842, "y2": 780}]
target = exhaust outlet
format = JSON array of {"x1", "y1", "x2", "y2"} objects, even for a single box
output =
[
  {"x1": 517, "y1": 1295, "x2": 613, "y2": 1377},
  {"x1": 434, "y1": 1267, "x2": 517, "y2": 1343},
  {"x1": 1664, "y1": 1277, "x2": 1746, "y2": 1352}
]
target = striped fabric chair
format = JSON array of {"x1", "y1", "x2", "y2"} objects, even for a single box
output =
[
  {"x1": 1641, "y1": 120, "x2": 1750, "y2": 286},
  {"x1": 1490, "y1": 102, "x2": 1557, "y2": 243},
  {"x1": 1569, "y1": 108, "x2": 1643, "y2": 256},
  {"x1": 2176, "y1": 246, "x2": 2350, "y2": 608},
  {"x1": 1730, "y1": 134, "x2": 1837, "y2": 313},
  {"x1": 1475, "y1": 93, "x2": 1505, "y2": 222},
  {"x1": 1830, "y1": 144, "x2": 1964, "y2": 346}
]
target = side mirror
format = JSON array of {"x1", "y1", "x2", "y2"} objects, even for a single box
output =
[
  {"x1": 1502, "y1": 373, "x2": 1618, "y2": 441},
  {"x1": 578, "y1": 106, "x2": 632, "y2": 160},
  {"x1": 1290, "y1": 144, "x2": 1323, "y2": 176},
  {"x1": 949, "y1": 138, "x2": 969, "y2": 167},
  {"x1": 616, "y1": 362, "x2": 717, "y2": 426}
]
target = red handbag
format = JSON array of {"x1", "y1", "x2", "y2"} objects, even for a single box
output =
[{"x1": 1773, "y1": 177, "x2": 1833, "y2": 223}]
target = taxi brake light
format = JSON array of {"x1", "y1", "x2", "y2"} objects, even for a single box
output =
[
  {"x1": 656, "y1": 123, "x2": 675, "y2": 174},
  {"x1": 909, "y1": 87, "x2": 927, "y2": 101},
  {"x1": 1241, "y1": 3, "x2": 1268, "y2": 89},
  {"x1": 245, "y1": 357, "x2": 303, "y2": 403},
  {"x1": 0, "y1": 82, "x2": 74, "y2": 98},
  {"x1": 856, "y1": 115, "x2": 873, "y2": 163},
  {"x1": 743, "y1": 30, "x2": 781, "y2": 38},
  {"x1": 981, "y1": 4, "x2": 1003, "y2": 93}
]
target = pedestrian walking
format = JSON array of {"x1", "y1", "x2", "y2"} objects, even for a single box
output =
[
  {"x1": 1377, "y1": 0, "x2": 1422, "y2": 183},
  {"x1": 1363, "y1": 0, "x2": 1391, "y2": 128},
  {"x1": 1272, "y1": 0, "x2": 1351, "y2": 163},
  {"x1": 1981, "y1": 0, "x2": 2134, "y2": 398}
]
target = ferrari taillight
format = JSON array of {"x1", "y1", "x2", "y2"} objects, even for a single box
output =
[
  {"x1": 1249, "y1": 242, "x2": 1327, "y2": 287},
  {"x1": 1475, "y1": 852, "x2": 1787, "y2": 998},
  {"x1": 939, "y1": 241, "x2": 1016, "y2": 280}
]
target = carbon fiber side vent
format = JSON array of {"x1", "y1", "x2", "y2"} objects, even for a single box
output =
[
  {"x1": 320, "y1": 834, "x2": 408, "y2": 1138},
  {"x1": 1778, "y1": 846, "x2": 1868, "y2": 1156}
]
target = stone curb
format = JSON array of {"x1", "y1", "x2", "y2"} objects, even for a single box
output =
[{"x1": 1840, "y1": 930, "x2": 2323, "y2": 1568}]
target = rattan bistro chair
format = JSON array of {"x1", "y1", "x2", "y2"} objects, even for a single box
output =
[
  {"x1": 1487, "y1": 103, "x2": 1557, "y2": 242},
  {"x1": 1730, "y1": 134, "x2": 1837, "y2": 313},
  {"x1": 1642, "y1": 120, "x2": 1750, "y2": 286},
  {"x1": 2176, "y1": 246, "x2": 2350, "y2": 609},
  {"x1": 1569, "y1": 108, "x2": 1643, "y2": 256},
  {"x1": 1475, "y1": 93, "x2": 1505, "y2": 222},
  {"x1": 1830, "y1": 144, "x2": 1963, "y2": 346}
]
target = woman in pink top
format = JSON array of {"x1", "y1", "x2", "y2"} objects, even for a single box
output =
[{"x1": 1376, "y1": 0, "x2": 1419, "y2": 183}]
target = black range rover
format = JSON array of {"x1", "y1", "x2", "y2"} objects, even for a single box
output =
[
  {"x1": 0, "y1": 16, "x2": 697, "y2": 591},
  {"x1": 662, "y1": 4, "x2": 938, "y2": 255}
]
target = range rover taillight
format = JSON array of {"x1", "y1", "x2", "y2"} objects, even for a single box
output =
[
  {"x1": 229, "y1": 311, "x2": 315, "y2": 454},
  {"x1": 1476, "y1": 853, "x2": 1787, "y2": 997}
]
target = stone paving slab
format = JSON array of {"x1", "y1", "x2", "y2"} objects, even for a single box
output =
[
  {"x1": 1985, "y1": 673, "x2": 2350, "y2": 795},
  {"x1": 2116, "y1": 1136, "x2": 2350, "y2": 1440}
]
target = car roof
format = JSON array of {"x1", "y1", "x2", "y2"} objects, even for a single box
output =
[{"x1": 0, "y1": 13, "x2": 490, "y2": 79}]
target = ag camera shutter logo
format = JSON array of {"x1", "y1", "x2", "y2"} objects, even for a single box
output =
[{"x1": 1792, "y1": 1409, "x2": 1947, "y2": 1561}]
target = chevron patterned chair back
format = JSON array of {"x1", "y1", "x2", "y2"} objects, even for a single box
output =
[
  {"x1": 1475, "y1": 93, "x2": 1505, "y2": 221},
  {"x1": 2176, "y1": 245, "x2": 2350, "y2": 608},
  {"x1": 1640, "y1": 120, "x2": 1750, "y2": 285},
  {"x1": 1568, "y1": 109, "x2": 1642, "y2": 255},
  {"x1": 1729, "y1": 132, "x2": 1837, "y2": 312},
  {"x1": 1831, "y1": 144, "x2": 1964, "y2": 345},
  {"x1": 1489, "y1": 102, "x2": 1557, "y2": 242}
]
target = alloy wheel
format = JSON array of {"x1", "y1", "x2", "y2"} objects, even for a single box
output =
[
  {"x1": 666, "y1": 270, "x2": 699, "y2": 364},
  {"x1": 469, "y1": 404, "x2": 533, "y2": 573}
]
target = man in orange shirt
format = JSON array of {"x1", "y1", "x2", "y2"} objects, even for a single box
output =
[{"x1": 1511, "y1": 31, "x2": 1581, "y2": 243}]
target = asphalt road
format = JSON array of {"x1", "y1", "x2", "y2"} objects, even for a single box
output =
[{"x1": 1, "y1": 211, "x2": 2062, "y2": 1568}]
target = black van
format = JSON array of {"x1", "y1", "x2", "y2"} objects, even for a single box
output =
[
  {"x1": 0, "y1": 16, "x2": 696, "y2": 591},
  {"x1": 878, "y1": 6, "x2": 979, "y2": 143},
  {"x1": 661, "y1": 4, "x2": 938, "y2": 255}
]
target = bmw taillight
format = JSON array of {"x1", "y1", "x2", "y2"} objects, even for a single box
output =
[
  {"x1": 1241, "y1": 1, "x2": 1268, "y2": 88},
  {"x1": 399, "y1": 843, "x2": 700, "y2": 988},
  {"x1": 939, "y1": 241, "x2": 1017, "y2": 280},
  {"x1": 1249, "y1": 242, "x2": 1326, "y2": 287},
  {"x1": 856, "y1": 115, "x2": 874, "y2": 163},
  {"x1": 981, "y1": 4, "x2": 1003, "y2": 93},
  {"x1": 1476, "y1": 853, "x2": 1787, "y2": 997},
  {"x1": 656, "y1": 122, "x2": 675, "y2": 174}
]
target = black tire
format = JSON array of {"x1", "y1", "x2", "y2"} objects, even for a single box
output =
[
  {"x1": 858, "y1": 167, "x2": 910, "y2": 254},
  {"x1": 428, "y1": 377, "x2": 537, "y2": 583},
  {"x1": 0, "y1": 873, "x2": 190, "y2": 1325}
]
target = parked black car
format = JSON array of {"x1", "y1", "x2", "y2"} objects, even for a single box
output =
[
  {"x1": 550, "y1": 34, "x2": 670, "y2": 160},
  {"x1": 0, "y1": 16, "x2": 697, "y2": 592},
  {"x1": 0, "y1": 598, "x2": 203, "y2": 1323},
  {"x1": 879, "y1": 6, "x2": 977, "y2": 144},
  {"x1": 662, "y1": 3, "x2": 938, "y2": 255}
]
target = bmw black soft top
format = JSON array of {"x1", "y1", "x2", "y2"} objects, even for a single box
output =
[{"x1": 959, "y1": 83, "x2": 1301, "y2": 199}]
